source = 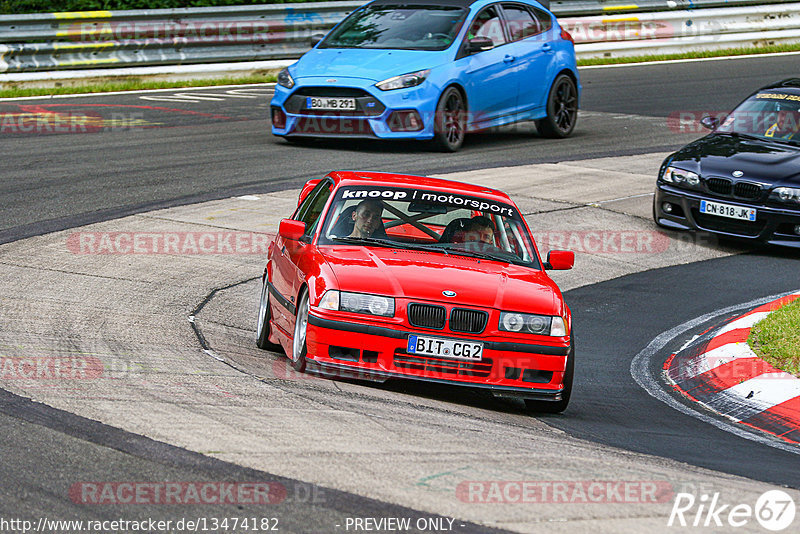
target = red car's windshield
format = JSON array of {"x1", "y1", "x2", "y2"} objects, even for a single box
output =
[{"x1": 318, "y1": 186, "x2": 540, "y2": 268}]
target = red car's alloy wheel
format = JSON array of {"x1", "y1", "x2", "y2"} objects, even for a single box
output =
[{"x1": 291, "y1": 291, "x2": 309, "y2": 372}]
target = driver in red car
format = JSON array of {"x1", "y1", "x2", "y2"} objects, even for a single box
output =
[{"x1": 349, "y1": 199, "x2": 384, "y2": 238}]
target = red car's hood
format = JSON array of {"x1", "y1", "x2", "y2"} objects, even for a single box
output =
[{"x1": 318, "y1": 246, "x2": 561, "y2": 315}]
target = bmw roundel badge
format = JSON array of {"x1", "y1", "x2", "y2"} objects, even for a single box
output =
[
  {"x1": 732, "y1": 170, "x2": 744, "y2": 177},
  {"x1": 443, "y1": 290, "x2": 456, "y2": 297}
]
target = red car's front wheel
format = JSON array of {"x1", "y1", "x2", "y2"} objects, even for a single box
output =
[{"x1": 291, "y1": 290, "x2": 310, "y2": 372}]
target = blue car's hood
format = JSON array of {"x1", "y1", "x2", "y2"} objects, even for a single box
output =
[{"x1": 294, "y1": 48, "x2": 447, "y2": 82}]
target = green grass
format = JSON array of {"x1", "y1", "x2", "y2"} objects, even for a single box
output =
[
  {"x1": 748, "y1": 298, "x2": 800, "y2": 377},
  {"x1": 1, "y1": 43, "x2": 798, "y2": 98},
  {"x1": 0, "y1": 73, "x2": 276, "y2": 99},
  {"x1": 577, "y1": 42, "x2": 800, "y2": 66}
]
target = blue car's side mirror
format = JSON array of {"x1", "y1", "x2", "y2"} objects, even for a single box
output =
[{"x1": 467, "y1": 37, "x2": 494, "y2": 53}]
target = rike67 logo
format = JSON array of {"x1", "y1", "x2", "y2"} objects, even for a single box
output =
[{"x1": 669, "y1": 490, "x2": 796, "y2": 531}]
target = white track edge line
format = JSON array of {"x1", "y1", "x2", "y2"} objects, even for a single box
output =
[{"x1": 630, "y1": 289, "x2": 800, "y2": 455}]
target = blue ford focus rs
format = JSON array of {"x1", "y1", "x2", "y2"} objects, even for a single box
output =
[{"x1": 270, "y1": 0, "x2": 580, "y2": 151}]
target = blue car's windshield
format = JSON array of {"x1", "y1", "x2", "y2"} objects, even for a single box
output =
[{"x1": 319, "y1": 5, "x2": 468, "y2": 51}]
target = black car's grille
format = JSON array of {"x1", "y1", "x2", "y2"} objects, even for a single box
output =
[
  {"x1": 692, "y1": 209, "x2": 766, "y2": 237},
  {"x1": 706, "y1": 177, "x2": 733, "y2": 196},
  {"x1": 734, "y1": 181, "x2": 762, "y2": 200},
  {"x1": 449, "y1": 308, "x2": 488, "y2": 334},
  {"x1": 408, "y1": 303, "x2": 446, "y2": 329},
  {"x1": 393, "y1": 352, "x2": 493, "y2": 377}
]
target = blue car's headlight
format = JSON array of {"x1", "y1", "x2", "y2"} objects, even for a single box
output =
[
  {"x1": 375, "y1": 69, "x2": 430, "y2": 91},
  {"x1": 277, "y1": 68, "x2": 295, "y2": 89}
]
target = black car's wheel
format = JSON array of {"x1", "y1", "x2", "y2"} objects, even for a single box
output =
[
  {"x1": 290, "y1": 290, "x2": 310, "y2": 372},
  {"x1": 433, "y1": 87, "x2": 466, "y2": 152},
  {"x1": 525, "y1": 341, "x2": 574, "y2": 414},
  {"x1": 536, "y1": 74, "x2": 578, "y2": 139},
  {"x1": 256, "y1": 279, "x2": 282, "y2": 351}
]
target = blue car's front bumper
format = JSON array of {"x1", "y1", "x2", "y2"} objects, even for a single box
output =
[{"x1": 270, "y1": 77, "x2": 439, "y2": 140}]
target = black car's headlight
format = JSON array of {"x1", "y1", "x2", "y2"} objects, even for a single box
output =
[
  {"x1": 771, "y1": 187, "x2": 800, "y2": 205},
  {"x1": 375, "y1": 69, "x2": 430, "y2": 91},
  {"x1": 277, "y1": 68, "x2": 295, "y2": 89},
  {"x1": 318, "y1": 290, "x2": 395, "y2": 317},
  {"x1": 662, "y1": 166, "x2": 700, "y2": 187},
  {"x1": 499, "y1": 312, "x2": 567, "y2": 337}
]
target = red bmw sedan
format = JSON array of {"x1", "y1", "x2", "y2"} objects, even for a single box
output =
[{"x1": 257, "y1": 171, "x2": 575, "y2": 412}]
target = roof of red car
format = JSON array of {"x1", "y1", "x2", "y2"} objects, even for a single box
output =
[{"x1": 328, "y1": 170, "x2": 515, "y2": 204}]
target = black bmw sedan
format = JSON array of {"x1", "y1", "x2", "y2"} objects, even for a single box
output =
[{"x1": 654, "y1": 78, "x2": 800, "y2": 247}]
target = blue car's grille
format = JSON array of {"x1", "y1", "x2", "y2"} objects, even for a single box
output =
[
  {"x1": 284, "y1": 87, "x2": 386, "y2": 117},
  {"x1": 293, "y1": 117, "x2": 374, "y2": 137}
]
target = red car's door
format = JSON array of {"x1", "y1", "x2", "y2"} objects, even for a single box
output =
[{"x1": 269, "y1": 180, "x2": 333, "y2": 334}]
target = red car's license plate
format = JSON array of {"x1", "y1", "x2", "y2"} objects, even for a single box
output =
[{"x1": 407, "y1": 334, "x2": 483, "y2": 361}]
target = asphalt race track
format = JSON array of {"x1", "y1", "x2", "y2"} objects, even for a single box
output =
[{"x1": 1, "y1": 54, "x2": 800, "y2": 531}]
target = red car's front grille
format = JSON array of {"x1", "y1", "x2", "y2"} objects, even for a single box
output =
[{"x1": 393, "y1": 351, "x2": 493, "y2": 377}]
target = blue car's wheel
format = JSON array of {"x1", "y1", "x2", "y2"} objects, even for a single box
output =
[
  {"x1": 536, "y1": 74, "x2": 578, "y2": 139},
  {"x1": 433, "y1": 87, "x2": 466, "y2": 152}
]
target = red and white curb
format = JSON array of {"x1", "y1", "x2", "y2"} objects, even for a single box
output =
[{"x1": 666, "y1": 292, "x2": 800, "y2": 444}]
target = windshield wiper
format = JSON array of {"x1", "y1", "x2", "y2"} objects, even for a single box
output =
[
  {"x1": 331, "y1": 236, "x2": 447, "y2": 254},
  {"x1": 715, "y1": 130, "x2": 763, "y2": 142}
]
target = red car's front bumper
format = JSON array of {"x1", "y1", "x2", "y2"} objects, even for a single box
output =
[{"x1": 306, "y1": 312, "x2": 571, "y2": 401}]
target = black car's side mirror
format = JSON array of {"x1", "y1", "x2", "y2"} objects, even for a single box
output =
[
  {"x1": 311, "y1": 34, "x2": 325, "y2": 46},
  {"x1": 467, "y1": 37, "x2": 494, "y2": 53},
  {"x1": 700, "y1": 115, "x2": 720, "y2": 130}
]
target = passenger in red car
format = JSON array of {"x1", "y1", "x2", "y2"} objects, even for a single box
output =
[{"x1": 463, "y1": 216, "x2": 495, "y2": 245}]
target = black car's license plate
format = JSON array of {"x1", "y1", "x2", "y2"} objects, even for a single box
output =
[{"x1": 700, "y1": 200, "x2": 756, "y2": 221}]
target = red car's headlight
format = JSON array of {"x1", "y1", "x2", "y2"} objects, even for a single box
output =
[
  {"x1": 499, "y1": 312, "x2": 567, "y2": 337},
  {"x1": 318, "y1": 290, "x2": 395, "y2": 318}
]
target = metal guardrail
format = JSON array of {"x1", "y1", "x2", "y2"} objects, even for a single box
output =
[
  {"x1": 1, "y1": 0, "x2": 800, "y2": 73},
  {"x1": 565, "y1": 3, "x2": 800, "y2": 58}
]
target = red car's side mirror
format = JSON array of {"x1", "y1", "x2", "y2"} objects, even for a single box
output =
[
  {"x1": 279, "y1": 219, "x2": 306, "y2": 241},
  {"x1": 297, "y1": 179, "x2": 321, "y2": 207},
  {"x1": 546, "y1": 250, "x2": 574, "y2": 270}
]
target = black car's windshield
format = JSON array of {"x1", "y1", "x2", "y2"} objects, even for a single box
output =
[
  {"x1": 319, "y1": 5, "x2": 468, "y2": 50},
  {"x1": 717, "y1": 91, "x2": 800, "y2": 145},
  {"x1": 318, "y1": 185, "x2": 540, "y2": 268}
]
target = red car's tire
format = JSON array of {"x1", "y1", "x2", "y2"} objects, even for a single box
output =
[
  {"x1": 290, "y1": 290, "x2": 309, "y2": 373},
  {"x1": 525, "y1": 341, "x2": 574, "y2": 414},
  {"x1": 256, "y1": 280, "x2": 282, "y2": 352}
]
